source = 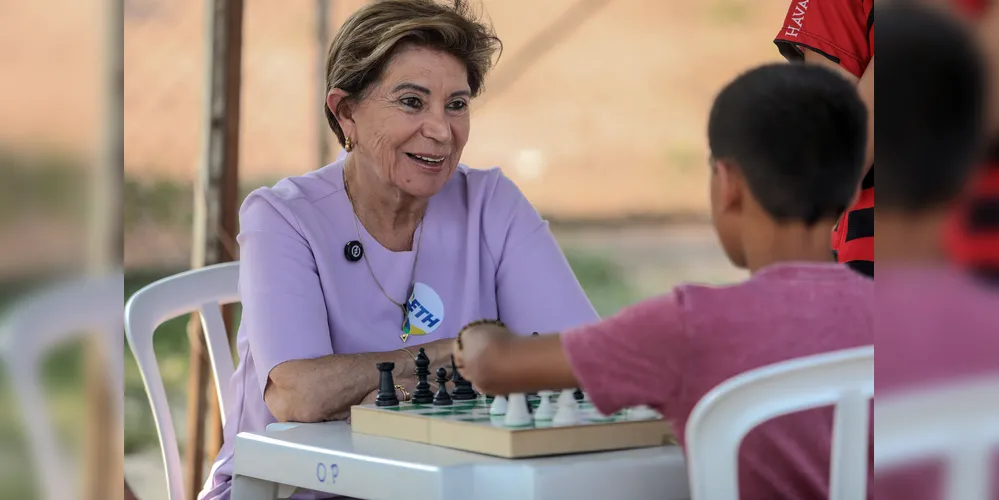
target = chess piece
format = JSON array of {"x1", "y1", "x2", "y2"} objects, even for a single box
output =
[
  {"x1": 375, "y1": 362, "x2": 399, "y2": 407},
  {"x1": 489, "y1": 395, "x2": 508, "y2": 415},
  {"x1": 533, "y1": 390, "x2": 555, "y2": 421},
  {"x1": 450, "y1": 355, "x2": 477, "y2": 400},
  {"x1": 433, "y1": 367, "x2": 453, "y2": 406},
  {"x1": 411, "y1": 348, "x2": 433, "y2": 404},
  {"x1": 553, "y1": 399, "x2": 580, "y2": 426},
  {"x1": 526, "y1": 333, "x2": 539, "y2": 399},
  {"x1": 573, "y1": 388, "x2": 585, "y2": 401},
  {"x1": 504, "y1": 393, "x2": 531, "y2": 426},
  {"x1": 557, "y1": 388, "x2": 576, "y2": 408},
  {"x1": 628, "y1": 405, "x2": 660, "y2": 420}
]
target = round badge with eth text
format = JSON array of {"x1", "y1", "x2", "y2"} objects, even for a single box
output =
[{"x1": 403, "y1": 282, "x2": 444, "y2": 337}]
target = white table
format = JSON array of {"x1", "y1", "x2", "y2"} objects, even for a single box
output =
[{"x1": 232, "y1": 421, "x2": 690, "y2": 500}]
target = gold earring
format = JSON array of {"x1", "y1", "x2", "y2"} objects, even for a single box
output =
[{"x1": 344, "y1": 137, "x2": 353, "y2": 152}]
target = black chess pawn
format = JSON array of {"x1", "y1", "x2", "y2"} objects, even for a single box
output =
[
  {"x1": 526, "y1": 333, "x2": 540, "y2": 399},
  {"x1": 573, "y1": 387, "x2": 585, "y2": 401},
  {"x1": 433, "y1": 367, "x2": 453, "y2": 406},
  {"x1": 450, "y1": 355, "x2": 477, "y2": 400},
  {"x1": 411, "y1": 348, "x2": 434, "y2": 404},
  {"x1": 375, "y1": 362, "x2": 399, "y2": 407}
]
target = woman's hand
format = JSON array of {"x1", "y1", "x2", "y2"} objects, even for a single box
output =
[
  {"x1": 453, "y1": 322, "x2": 516, "y2": 389},
  {"x1": 408, "y1": 337, "x2": 460, "y2": 373}
]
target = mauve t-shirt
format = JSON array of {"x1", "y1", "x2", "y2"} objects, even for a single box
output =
[
  {"x1": 562, "y1": 262, "x2": 875, "y2": 500},
  {"x1": 200, "y1": 160, "x2": 598, "y2": 499},
  {"x1": 875, "y1": 267, "x2": 999, "y2": 500}
]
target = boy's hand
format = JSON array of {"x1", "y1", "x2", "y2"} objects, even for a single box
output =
[{"x1": 453, "y1": 322, "x2": 515, "y2": 387}]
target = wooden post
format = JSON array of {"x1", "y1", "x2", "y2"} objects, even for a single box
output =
[
  {"x1": 187, "y1": 0, "x2": 243, "y2": 497},
  {"x1": 85, "y1": 0, "x2": 124, "y2": 499},
  {"x1": 316, "y1": 0, "x2": 330, "y2": 166}
]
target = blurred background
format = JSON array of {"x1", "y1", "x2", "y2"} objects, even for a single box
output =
[{"x1": 1, "y1": 0, "x2": 793, "y2": 498}]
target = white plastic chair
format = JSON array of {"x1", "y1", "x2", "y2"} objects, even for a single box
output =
[
  {"x1": 124, "y1": 262, "x2": 240, "y2": 500},
  {"x1": 684, "y1": 345, "x2": 874, "y2": 500},
  {"x1": 875, "y1": 374, "x2": 999, "y2": 500},
  {"x1": 0, "y1": 272, "x2": 125, "y2": 500}
]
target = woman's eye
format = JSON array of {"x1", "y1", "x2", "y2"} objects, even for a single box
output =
[
  {"x1": 401, "y1": 97, "x2": 423, "y2": 109},
  {"x1": 447, "y1": 100, "x2": 468, "y2": 112}
]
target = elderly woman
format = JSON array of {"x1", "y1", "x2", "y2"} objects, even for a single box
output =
[{"x1": 200, "y1": 1, "x2": 597, "y2": 498}]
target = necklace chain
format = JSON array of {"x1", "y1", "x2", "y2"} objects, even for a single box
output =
[{"x1": 342, "y1": 166, "x2": 425, "y2": 340}]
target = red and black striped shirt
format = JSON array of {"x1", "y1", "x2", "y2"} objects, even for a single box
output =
[
  {"x1": 944, "y1": 0, "x2": 999, "y2": 284},
  {"x1": 774, "y1": 0, "x2": 876, "y2": 277},
  {"x1": 949, "y1": 141, "x2": 999, "y2": 283}
]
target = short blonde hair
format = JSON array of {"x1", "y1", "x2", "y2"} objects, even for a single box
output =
[{"x1": 324, "y1": 0, "x2": 502, "y2": 146}]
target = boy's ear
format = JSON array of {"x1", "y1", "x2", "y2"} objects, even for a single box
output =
[{"x1": 715, "y1": 159, "x2": 745, "y2": 214}]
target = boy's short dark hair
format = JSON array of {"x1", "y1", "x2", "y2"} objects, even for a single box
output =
[
  {"x1": 876, "y1": 2, "x2": 988, "y2": 211},
  {"x1": 708, "y1": 63, "x2": 867, "y2": 226}
]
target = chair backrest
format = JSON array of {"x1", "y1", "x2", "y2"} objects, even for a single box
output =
[
  {"x1": 0, "y1": 272, "x2": 124, "y2": 500},
  {"x1": 124, "y1": 262, "x2": 240, "y2": 500},
  {"x1": 875, "y1": 374, "x2": 999, "y2": 500},
  {"x1": 684, "y1": 345, "x2": 874, "y2": 500}
]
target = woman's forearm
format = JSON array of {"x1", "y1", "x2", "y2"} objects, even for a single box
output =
[
  {"x1": 264, "y1": 339, "x2": 453, "y2": 422},
  {"x1": 265, "y1": 350, "x2": 412, "y2": 422}
]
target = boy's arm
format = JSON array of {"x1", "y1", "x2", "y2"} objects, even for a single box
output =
[
  {"x1": 455, "y1": 293, "x2": 691, "y2": 415},
  {"x1": 455, "y1": 326, "x2": 579, "y2": 395}
]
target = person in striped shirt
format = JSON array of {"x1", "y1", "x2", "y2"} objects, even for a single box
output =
[
  {"x1": 774, "y1": 0, "x2": 875, "y2": 277},
  {"x1": 945, "y1": 0, "x2": 999, "y2": 285}
]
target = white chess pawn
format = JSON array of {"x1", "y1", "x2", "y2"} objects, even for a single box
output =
[
  {"x1": 504, "y1": 393, "x2": 532, "y2": 427},
  {"x1": 557, "y1": 388, "x2": 577, "y2": 408},
  {"x1": 627, "y1": 405, "x2": 660, "y2": 420},
  {"x1": 534, "y1": 390, "x2": 556, "y2": 421},
  {"x1": 489, "y1": 395, "x2": 508, "y2": 415},
  {"x1": 552, "y1": 399, "x2": 580, "y2": 426}
]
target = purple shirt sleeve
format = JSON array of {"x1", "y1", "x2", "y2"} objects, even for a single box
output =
[
  {"x1": 482, "y1": 172, "x2": 599, "y2": 335},
  {"x1": 237, "y1": 191, "x2": 335, "y2": 396},
  {"x1": 561, "y1": 292, "x2": 690, "y2": 416}
]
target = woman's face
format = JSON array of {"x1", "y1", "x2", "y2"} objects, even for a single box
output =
[{"x1": 341, "y1": 45, "x2": 471, "y2": 199}]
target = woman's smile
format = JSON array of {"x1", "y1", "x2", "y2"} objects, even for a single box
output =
[{"x1": 405, "y1": 152, "x2": 448, "y2": 172}]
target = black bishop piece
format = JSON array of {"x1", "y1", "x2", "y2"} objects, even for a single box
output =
[
  {"x1": 432, "y1": 367, "x2": 453, "y2": 406},
  {"x1": 411, "y1": 348, "x2": 434, "y2": 404}
]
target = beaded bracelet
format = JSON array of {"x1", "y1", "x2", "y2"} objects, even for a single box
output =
[{"x1": 456, "y1": 319, "x2": 506, "y2": 350}]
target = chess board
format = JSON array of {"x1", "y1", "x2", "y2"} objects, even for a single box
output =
[{"x1": 350, "y1": 394, "x2": 675, "y2": 458}]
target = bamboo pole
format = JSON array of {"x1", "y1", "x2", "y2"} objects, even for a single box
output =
[
  {"x1": 85, "y1": 0, "x2": 124, "y2": 499},
  {"x1": 186, "y1": 0, "x2": 243, "y2": 497},
  {"x1": 316, "y1": 0, "x2": 331, "y2": 167}
]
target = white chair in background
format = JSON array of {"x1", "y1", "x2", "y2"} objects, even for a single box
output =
[
  {"x1": 125, "y1": 262, "x2": 241, "y2": 500},
  {"x1": 0, "y1": 272, "x2": 124, "y2": 500},
  {"x1": 875, "y1": 374, "x2": 999, "y2": 500},
  {"x1": 684, "y1": 345, "x2": 874, "y2": 500}
]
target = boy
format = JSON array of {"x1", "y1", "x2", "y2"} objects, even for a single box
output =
[
  {"x1": 946, "y1": 0, "x2": 999, "y2": 286},
  {"x1": 454, "y1": 62, "x2": 872, "y2": 500},
  {"x1": 873, "y1": 3, "x2": 999, "y2": 499}
]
